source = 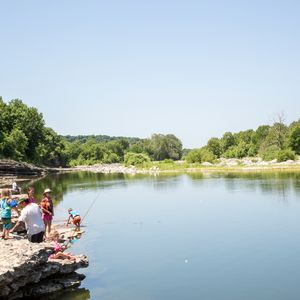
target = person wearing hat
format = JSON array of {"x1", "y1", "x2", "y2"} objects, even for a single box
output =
[
  {"x1": 40, "y1": 188, "x2": 54, "y2": 237},
  {"x1": 10, "y1": 198, "x2": 45, "y2": 243}
]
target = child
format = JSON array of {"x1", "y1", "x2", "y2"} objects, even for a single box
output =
[
  {"x1": 0, "y1": 189, "x2": 18, "y2": 239},
  {"x1": 40, "y1": 189, "x2": 54, "y2": 237},
  {"x1": 27, "y1": 186, "x2": 36, "y2": 203},
  {"x1": 66, "y1": 208, "x2": 81, "y2": 231},
  {"x1": 48, "y1": 230, "x2": 76, "y2": 261}
]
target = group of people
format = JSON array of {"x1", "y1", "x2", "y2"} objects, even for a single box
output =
[{"x1": 0, "y1": 186, "x2": 82, "y2": 260}]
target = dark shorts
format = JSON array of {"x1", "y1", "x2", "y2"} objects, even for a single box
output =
[
  {"x1": 2, "y1": 218, "x2": 12, "y2": 230},
  {"x1": 29, "y1": 231, "x2": 44, "y2": 243}
]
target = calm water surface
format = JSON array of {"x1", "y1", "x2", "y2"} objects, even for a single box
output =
[{"x1": 28, "y1": 172, "x2": 300, "y2": 300}]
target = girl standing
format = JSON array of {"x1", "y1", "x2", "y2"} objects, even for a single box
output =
[{"x1": 40, "y1": 188, "x2": 54, "y2": 237}]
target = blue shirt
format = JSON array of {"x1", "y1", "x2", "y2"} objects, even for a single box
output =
[
  {"x1": 0, "y1": 198, "x2": 12, "y2": 219},
  {"x1": 69, "y1": 210, "x2": 79, "y2": 218}
]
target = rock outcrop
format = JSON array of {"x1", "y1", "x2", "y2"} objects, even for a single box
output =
[
  {"x1": 0, "y1": 239, "x2": 88, "y2": 299},
  {"x1": 0, "y1": 159, "x2": 45, "y2": 177}
]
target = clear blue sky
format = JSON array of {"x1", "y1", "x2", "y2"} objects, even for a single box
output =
[{"x1": 0, "y1": 1, "x2": 299, "y2": 148}]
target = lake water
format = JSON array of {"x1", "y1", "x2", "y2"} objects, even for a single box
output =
[{"x1": 29, "y1": 171, "x2": 300, "y2": 300}]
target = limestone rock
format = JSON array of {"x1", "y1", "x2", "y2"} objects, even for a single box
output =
[{"x1": 0, "y1": 239, "x2": 88, "y2": 299}]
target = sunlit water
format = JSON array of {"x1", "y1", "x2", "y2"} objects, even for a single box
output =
[{"x1": 28, "y1": 172, "x2": 300, "y2": 300}]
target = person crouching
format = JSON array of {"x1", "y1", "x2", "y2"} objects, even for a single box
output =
[
  {"x1": 10, "y1": 198, "x2": 45, "y2": 243},
  {"x1": 66, "y1": 208, "x2": 81, "y2": 231}
]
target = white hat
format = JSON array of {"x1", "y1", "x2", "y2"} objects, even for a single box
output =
[{"x1": 43, "y1": 188, "x2": 52, "y2": 194}]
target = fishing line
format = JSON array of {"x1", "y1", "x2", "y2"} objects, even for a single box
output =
[{"x1": 63, "y1": 188, "x2": 102, "y2": 246}]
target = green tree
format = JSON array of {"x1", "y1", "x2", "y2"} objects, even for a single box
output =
[
  {"x1": 6, "y1": 99, "x2": 45, "y2": 160},
  {"x1": 221, "y1": 132, "x2": 236, "y2": 152},
  {"x1": 149, "y1": 134, "x2": 182, "y2": 161},
  {"x1": 2, "y1": 128, "x2": 28, "y2": 160},
  {"x1": 288, "y1": 124, "x2": 300, "y2": 154},
  {"x1": 36, "y1": 127, "x2": 66, "y2": 166},
  {"x1": 124, "y1": 152, "x2": 150, "y2": 166},
  {"x1": 185, "y1": 148, "x2": 215, "y2": 163},
  {"x1": 207, "y1": 138, "x2": 222, "y2": 157}
]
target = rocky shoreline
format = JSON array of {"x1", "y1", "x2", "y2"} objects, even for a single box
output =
[
  {"x1": 65, "y1": 157, "x2": 300, "y2": 174},
  {"x1": 0, "y1": 225, "x2": 88, "y2": 299},
  {"x1": 1, "y1": 157, "x2": 300, "y2": 188}
]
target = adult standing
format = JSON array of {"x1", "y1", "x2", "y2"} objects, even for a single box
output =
[
  {"x1": 10, "y1": 198, "x2": 45, "y2": 243},
  {"x1": 40, "y1": 188, "x2": 54, "y2": 237}
]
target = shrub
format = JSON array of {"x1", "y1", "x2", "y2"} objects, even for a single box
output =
[
  {"x1": 185, "y1": 148, "x2": 215, "y2": 163},
  {"x1": 259, "y1": 147, "x2": 279, "y2": 161},
  {"x1": 276, "y1": 149, "x2": 296, "y2": 162},
  {"x1": 124, "y1": 152, "x2": 150, "y2": 166},
  {"x1": 185, "y1": 149, "x2": 202, "y2": 163}
]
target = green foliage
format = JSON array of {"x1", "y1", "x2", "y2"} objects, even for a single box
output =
[
  {"x1": 185, "y1": 149, "x2": 202, "y2": 163},
  {"x1": 2, "y1": 128, "x2": 28, "y2": 160},
  {"x1": 207, "y1": 138, "x2": 222, "y2": 158},
  {"x1": 260, "y1": 147, "x2": 280, "y2": 161},
  {"x1": 35, "y1": 127, "x2": 66, "y2": 166},
  {"x1": 277, "y1": 149, "x2": 296, "y2": 162},
  {"x1": 221, "y1": 132, "x2": 236, "y2": 152},
  {"x1": 124, "y1": 152, "x2": 150, "y2": 166},
  {"x1": 288, "y1": 124, "x2": 300, "y2": 154},
  {"x1": 185, "y1": 148, "x2": 215, "y2": 163},
  {"x1": 64, "y1": 134, "x2": 140, "y2": 144},
  {"x1": 148, "y1": 134, "x2": 183, "y2": 161},
  {"x1": 1, "y1": 96, "x2": 298, "y2": 168},
  {"x1": 223, "y1": 141, "x2": 250, "y2": 159}
]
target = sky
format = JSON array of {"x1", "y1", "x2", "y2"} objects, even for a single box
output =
[{"x1": 0, "y1": 1, "x2": 299, "y2": 148}]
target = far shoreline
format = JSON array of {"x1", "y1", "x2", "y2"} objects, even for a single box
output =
[{"x1": 1, "y1": 158, "x2": 300, "y2": 188}]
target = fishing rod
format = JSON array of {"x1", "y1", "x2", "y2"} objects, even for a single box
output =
[{"x1": 63, "y1": 188, "x2": 102, "y2": 247}]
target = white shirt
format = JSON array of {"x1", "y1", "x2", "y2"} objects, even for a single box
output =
[
  {"x1": 19, "y1": 203, "x2": 45, "y2": 236},
  {"x1": 12, "y1": 182, "x2": 17, "y2": 190}
]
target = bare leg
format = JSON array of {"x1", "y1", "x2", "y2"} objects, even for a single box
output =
[{"x1": 48, "y1": 220, "x2": 52, "y2": 235}]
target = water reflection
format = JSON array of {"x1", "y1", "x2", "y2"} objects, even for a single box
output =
[
  {"x1": 186, "y1": 171, "x2": 300, "y2": 198},
  {"x1": 20, "y1": 171, "x2": 300, "y2": 300},
  {"x1": 36, "y1": 287, "x2": 90, "y2": 300},
  {"x1": 20, "y1": 171, "x2": 300, "y2": 206}
]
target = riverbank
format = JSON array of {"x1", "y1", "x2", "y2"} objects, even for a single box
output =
[
  {"x1": 1, "y1": 157, "x2": 300, "y2": 188},
  {"x1": 65, "y1": 157, "x2": 300, "y2": 174},
  {"x1": 0, "y1": 225, "x2": 88, "y2": 299},
  {"x1": 0, "y1": 159, "x2": 60, "y2": 187}
]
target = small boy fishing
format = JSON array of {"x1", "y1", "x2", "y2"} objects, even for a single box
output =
[{"x1": 66, "y1": 208, "x2": 81, "y2": 231}]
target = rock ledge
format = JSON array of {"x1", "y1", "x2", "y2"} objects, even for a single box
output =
[{"x1": 0, "y1": 239, "x2": 88, "y2": 299}]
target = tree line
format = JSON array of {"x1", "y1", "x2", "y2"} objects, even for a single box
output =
[
  {"x1": 186, "y1": 115, "x2": 300, "y2": 163},
  {"x1": 0, "y1": 98, "x2": 299, "y2": 167}
]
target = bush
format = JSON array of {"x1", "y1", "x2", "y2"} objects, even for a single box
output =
[
  {"x1": 259, "y1": 147, "x2": 279, "y2": 161},
  {"x1": 223, "y1": 141, "x2": 249, "y2": 159},
  {"x1": 276, "y1": 149, "x2": 296, "y2": 162},
  {"x1": 124, "y1": 152, "x2": 150, "y2": 166},
  {"x1": 185, "y1": 149, "x2": 202, "y2": 163},
  {"x1": 185, "y1": 148, "x2": 215, "y2": 163}
]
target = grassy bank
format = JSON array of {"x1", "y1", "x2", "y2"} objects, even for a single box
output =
[{"x1": 135, "y1": 159, "x2": 300, "y2": 173}]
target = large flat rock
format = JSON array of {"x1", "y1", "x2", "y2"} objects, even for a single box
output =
[{"x1": 0, "y1": 239, "x2": 88, "y2": 299}]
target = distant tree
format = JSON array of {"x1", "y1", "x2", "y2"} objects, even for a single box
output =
[
  {"x1": 185, "y1": 148, "x2": 215, "y2": 163},
  {"x1": 6, "y1": 99, "x2": 45, "y2": 160},
  {"x1": 253, "y1": 125, "x2": 270, "y2": 145},
  {"x1": 288, "y1": 124, "x2": 300, "y2": 154},
  {"x1": 2, "y1": 128, "x2": 28, "y2": 160},
  {"x1": 124, "y1": 152, "x2": 150, "y2": 166},
  {"x1": 221, "y1": 132, "x2": 236, "y2": 152},
  {"x1": 106, "y1": 139, "x2": 129, "y2": 160},
  {"x1": 224, "y1": 141, "x2": 249, "y2": 158},
  {"x1": 149, "y1": 134, "x2": 182, "y2": 161},
  {"x1": 207, "y1": 138, "x2": 222, "y2": 158},
  {"x1": 36, "y1": 127, "x2": 66, "y2": 166},
  {"x1": 185, "y1": 149, "x2": 202, "y2": 163}
]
